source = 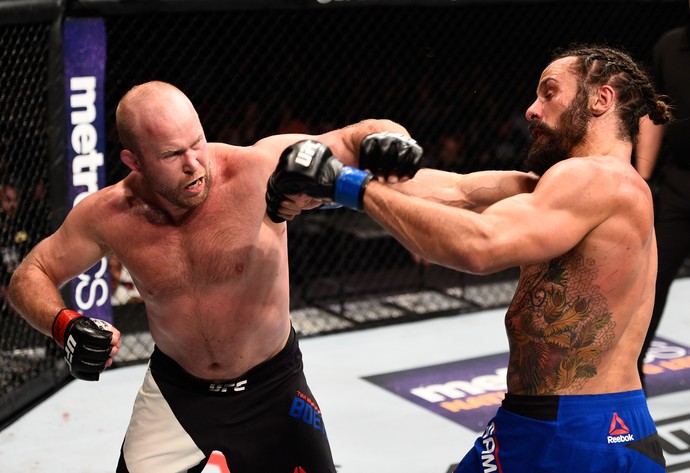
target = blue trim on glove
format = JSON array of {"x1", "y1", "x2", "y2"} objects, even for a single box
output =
[{"x1": 334, "y1": 166, "x2": 371, "y2": 210}]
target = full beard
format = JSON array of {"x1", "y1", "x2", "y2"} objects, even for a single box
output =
[{"x1": 525, "y1": 92, "x2": 590, "y2": 176}]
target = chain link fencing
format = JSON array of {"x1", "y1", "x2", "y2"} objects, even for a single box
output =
[{"x1": 2, "y1": 0, "x2": 689, "y2": 427}]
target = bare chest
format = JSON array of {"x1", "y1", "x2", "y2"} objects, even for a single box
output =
[{"x1": 107, "y1": 195, "x2": 283, "y2": 298}]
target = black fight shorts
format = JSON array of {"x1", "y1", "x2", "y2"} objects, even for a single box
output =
[{"x1": 116, "y1": 327, "x2": 336, "y2": 473}]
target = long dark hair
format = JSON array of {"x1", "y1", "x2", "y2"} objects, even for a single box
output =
[{"x1": 552, "y1": 45, "x2": 671, "y2": 142}]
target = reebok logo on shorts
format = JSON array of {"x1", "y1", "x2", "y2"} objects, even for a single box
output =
[{"x1": 607, "y1": 412, "x2": 634, "y2": 443}]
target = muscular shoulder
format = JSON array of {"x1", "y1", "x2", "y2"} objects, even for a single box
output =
[
  {"x1": 70, "y1": 181, "x2": 136, "y2": 220},
  {"x1": 53, "y1": 183, "x2": 129, "y2": 253},
  {"x1": 537, "y1": 156, "x2": 652, "y2": 229},
  {"x1": 70, "y1": 183, "x2": 128, "y2": 218},
  {"x1": 210, "y1": 142, "x2": 277, "y2": 177},
  {"x1": 538, "y1": 156, "x2": 637, "y2": 196}
]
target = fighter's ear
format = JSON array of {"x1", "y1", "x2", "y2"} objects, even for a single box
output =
[
  {"x1": 591, "y1": 84, "x2": 615, "y2": 117},
  {"x1": 121, "y1": 149, "x2": 142, "y2": 172}
]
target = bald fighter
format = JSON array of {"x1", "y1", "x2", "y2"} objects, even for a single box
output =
[{"x1": 8, "y1": 80, "x2": 422, "y2": 472}]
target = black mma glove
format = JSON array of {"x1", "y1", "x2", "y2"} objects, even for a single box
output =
[
  {"x1": 266, "y1": 140, "x2": 373, "y2": 223},
  {"x1": 52, "y1": 308, "x2": 113, "y2": 381},
  {"x1": 359, "y1": 132, "x2": 423, "y2": 178}
]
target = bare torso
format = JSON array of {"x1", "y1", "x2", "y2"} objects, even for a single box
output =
[
  {"x1": 97, "y1": 143, "x2": 290, "y2": 380},
  {"x1": 504, "y1": 158, "x2": 657, "y2": 395}
]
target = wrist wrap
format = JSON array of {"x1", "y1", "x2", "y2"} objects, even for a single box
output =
[
  {"x1": 334, "y1": 166, "x2": 373, "y2": 210},
  {"x1": 52, "y1": 308, "x2": 81, "y2": 348}
]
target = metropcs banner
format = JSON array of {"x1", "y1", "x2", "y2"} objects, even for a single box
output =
[
  {"x1": 63, "y1": 18, "x2": 112, "y2": 322},
  {"x1": 365, "y1": 336, "x2": 690, "y2": 432}
]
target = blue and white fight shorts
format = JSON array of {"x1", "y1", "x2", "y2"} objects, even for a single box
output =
[{"x1": 454, "y1": 390, "x2": 666, "y2": 472}]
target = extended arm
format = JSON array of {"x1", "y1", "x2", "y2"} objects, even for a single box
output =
[
  {"x1": 362, "y1": 161, "x2": 604, "y2": 274},
  {"x1": 253, "y1": 118, "x2": 412, "y2": 167},
  {"x1": 264, "y1": 140, "x2": 604, "y2": 274},
  {"x1": 391, "y1": 168, "x2": 538, "y2": 212},
  {"x1": 263, "y1": 121, "x2": 422, "y2": 222},
  {"x1": 316, "y1": 119, "x2": 412, "y2": 167}
]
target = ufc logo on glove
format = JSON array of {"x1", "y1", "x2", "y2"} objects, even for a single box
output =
[
  {"x1": 295, "y1": 141, "x2": 322, "y2": 167},
  {"x1": 65, "y1": 335, "x2": 78, "y2": 366}
]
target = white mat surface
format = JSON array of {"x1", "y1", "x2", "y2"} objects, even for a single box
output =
[{"x1": 2, "y1": 278, "x2": 689, "y2": 473}]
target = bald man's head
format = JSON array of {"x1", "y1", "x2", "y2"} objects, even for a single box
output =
[{"x1": 116, "y1": 81, "x2": 199, "y2": 154}]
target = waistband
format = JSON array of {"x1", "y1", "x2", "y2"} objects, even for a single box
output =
[
  {"x1": 502, "y1": 390, "x2": 646, "y2": 421},
  {"x1": 149, "y1": 326, "x2": 299, "y2": 395}
]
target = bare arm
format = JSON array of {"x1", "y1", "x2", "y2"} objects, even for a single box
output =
[
  {"x1": 8, "y1": 197, "x2": 109, "y2": 336},
  {"x1": 251, "y1": 118, "x2": 410, "y2": 167},
  {"x1": 391, "y1": 168, "x2": 538, "y2": 211},
  {"x1": 363, "y1": 160, "x2": 607, "y2": 274},
  {"x1": 318, "y1": 119, "x2": 411, "y2": 167},
  {"x1": 635, "y1": 115, "x2": 666, "y2": 180}
]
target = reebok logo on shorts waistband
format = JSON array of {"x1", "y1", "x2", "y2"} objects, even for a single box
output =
[{"x1": 607, "y1": 412, "x2": 634, "y2": 444}]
